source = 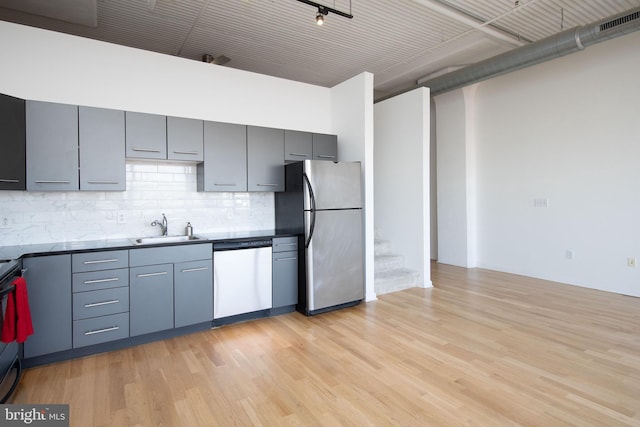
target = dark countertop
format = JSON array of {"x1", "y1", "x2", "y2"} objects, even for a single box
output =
[{"x1": 0, "y1": 229, "x2": 299, "y2": 260}]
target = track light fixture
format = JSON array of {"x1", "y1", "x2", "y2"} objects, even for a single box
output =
[{"x1": 295, "y1": 0, "x2": 354, "y2": 25}]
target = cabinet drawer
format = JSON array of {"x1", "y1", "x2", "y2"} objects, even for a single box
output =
[
  {"x1": 272, "y1": 236, "x2": 298, "y2": 253},
  {"x1": 73, "y1": 287, "x2": 129, "y2": 320},
  {"x1": 272, "y1": 250, "x2": 298, "y2": 308},
  {"x1": 73, "y1": 312, "x2": 129, "y2": 348},
  {"x1": 73, "y1": 268, "x2": 129, "y2": 293},
  {"x1": 129, "y1": 243, "x2": 212, "y2": 267},
  {"x1": 72, "y1": 250, "x2": 129, "y2": 272}
]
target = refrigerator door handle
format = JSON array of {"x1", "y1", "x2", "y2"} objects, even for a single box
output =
[{"x1": 303, "y1": 173, "x2": 316, "y2": 248}]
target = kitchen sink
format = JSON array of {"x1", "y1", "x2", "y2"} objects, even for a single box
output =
[{"x1": 132, "y1": 235, "x2": 201, "y2": 245}]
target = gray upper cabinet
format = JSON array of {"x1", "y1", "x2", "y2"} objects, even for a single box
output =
[
  {"x1": 0, "y1": 93, "x2": 26, "y2": 190},
  {"x1": 79, "y1": 106, "x2": 125, "y2": 191},
  {"x1": 198, "y1": 121, "x2": 247, "y2": 192},
  {"x1": 167, "y1": 116, "x2": 203, "y2": 161},
  {"x1": 125, "y1": 111, "x2": 166, "y2": 159},
  {"x1": 247, "y1": 126, "x2": 284, "y2": 192},
  {"x1": 284, "y1": 130, "x2": 312, "y2": 163},
  {"x1": 26, "y1": 101, "x2": 79, "y2": 191},
  {"x1": 23, "y1": 254, "x2": 73, "y2": 359},
  {"x1": 312, "y1": 133, "x2": 338, "y2": 161}
]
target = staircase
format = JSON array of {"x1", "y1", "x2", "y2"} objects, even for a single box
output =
[{"x1": 374, "y1": 233, "x2": 421, "y2": 295}]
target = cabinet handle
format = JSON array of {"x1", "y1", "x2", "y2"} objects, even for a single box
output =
[
  {"x1": 84, "y1": 259, "x2": 119, "y2": 265},
  {"x1": 172, "y1": 150, "x2": 199, "y2": 155},
  {"x1": 34, "y1": 180, "x2": 71, "y2": 184},
  {"x1": 87, "y1": 180, "x2": 119, "y2": 185},
  {"x1": 289, "y1": 153, "x2": 309, "y2": 157},
  {"x1": 83, "y1": 277, "x2": 119, "y2": 285},
  {"x1": 84, "y1": 299, "x2": 120, "y2": 308},
  {"x1": 275, "y1": 243, "x2": 297, "y2": 247},
  {"x1": 275, "y1": 257, "x2": 297, "y2": 261},
  {"x1": 257, "y1": 183, "x2": 278, "y2": 187},
  {"x1": 317, "y1": 155, "x2": 336, "y2": 159},
  {"x1": 180, "y1": 267, "x2": 208, "y2": 273},
  {"x1": 137, "y1": 271, "x2": 168, "y2": 278},
  {"x1": 131, "y1": 147, "x2": 161, "y2": 153},
  {"x1": 214, "y1": 183, "x2": 237, "y2": 186},
  {"x1": 0, "y1": 178, "x2": 20, "y2": 183},
  {"x1": 84, "y1": 326, "x2": 119, "y2": 336}
]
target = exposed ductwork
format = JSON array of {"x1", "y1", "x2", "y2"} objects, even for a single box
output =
[{"x1": 420, "y1": 7, "x2": 640, "y2": 97}]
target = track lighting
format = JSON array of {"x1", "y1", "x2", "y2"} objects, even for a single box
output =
[
  {"x1": 316, "y1": 7, "x2": 327, "y2": 25},
  {"x1": 295, "y1": 0, "x2": 354, "y2": 25}
]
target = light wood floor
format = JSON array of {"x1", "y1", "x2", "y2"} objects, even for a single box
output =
[{"x1": 12, "y1": 262, "x2": 640, "y2": 426}]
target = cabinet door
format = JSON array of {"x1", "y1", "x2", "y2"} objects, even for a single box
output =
[
  {"x1": 197, "y1": 121, "x2": 247, "y2": 192},
  {"x1": 0, "y1": 93, "x2": 26, "y2": 190},
  {"x1": 272, "y1": 250, "x2": 298, "y2": 308},
  {"x1": 247, "y1": 126, "x2": 284, "y2": 192},
  {"x1": 26, "y1": 101, "x2": 79, "y2": 191},
  {"x1": 167, "y1": 116, "x2": 203, "y2": 161},
  {"x1": 79, "y1": 106, "x2": 125, "y2": 191},
  {"x1": 174, "y1": 259, "x2": 213, "y2": 327},
  {"x1": 129, "y1": 264, "x2": 174, "y2": 336},
  {"x1": 312, "y1": 133, "x2": 338, "y2": 161},
  {"x1": 125, "y1": 111, "x2": 166, "y2": 159},
  {"x1": 284, "y1": 130, "x2": 312, "y2": 163},
  {"x1": 23, "y1": 255, "x2": 72, "y2": 359}
]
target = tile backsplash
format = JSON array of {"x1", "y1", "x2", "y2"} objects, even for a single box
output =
[{"x1": 0, "y1": 161, "x2": 274, "y2": 246}]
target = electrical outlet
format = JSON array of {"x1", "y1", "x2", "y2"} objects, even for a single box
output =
[
  {"x1": 628, "y1": 257, "x2": 636, "y2": 268},
  {"x1": 565, "y1": 250, "x2": 574, "y2": 260},
  {"x1": 0, "y1": 216, "x2": 8, "y2": 228},
  {"x1": 117, "y1": 211, "x2": 126, "y2": 224},
  {"x1": 534, "y1": 198, "x2": 549, "y2": 208}
]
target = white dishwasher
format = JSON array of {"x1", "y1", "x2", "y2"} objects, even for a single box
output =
[{"x1": 213, "y1": 239, "x2": 272, "y2": 320}]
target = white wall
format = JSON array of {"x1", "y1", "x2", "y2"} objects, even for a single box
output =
[
  {"x1": 331, "y1": 73, "x2": 376, "y2": 301},
  {"x1": 374, "y1": 87, "x2": 431, "y2": 287},
  {"x1": 435, "y1": 31, "x2": 640, "y2": 296}
]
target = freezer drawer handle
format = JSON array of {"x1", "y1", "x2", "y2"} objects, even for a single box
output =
[
  {"x1": 84, "y1": 277, "x2": 119, "y2": 285},
  {"x1": 0, "y1": 178, "x2": 20, "y2": 183},
  {"x1": 172, "y1": 150, "x2": 199, "y2": 155},
  {"x1": 83, "y1": 259, "x2": 119, "y2": 265},
  {"x1": 275, "y1": 257, "x2": 297, "y2": 261},
  {"x1": 84, "y1": 326, "x2": 119, "y2": 336},
  {"x1": 137, "y1": 271, "x2": 168, "y2": 278},
  {"x1": 84, "y1": 299, "x2": 119, "y2": 308},
  {"x1": 316, "y1": 155, "x2": 336, "y2": 159},
  {"x1": 87, "y1": 180, "x2": 119, "y2": 185},
  {"x1": 131, "y1": 147, "x2": 161, "y2": 153},
  {"x1": 180, "y1": 267, "x2": 209, "y2": 273}
]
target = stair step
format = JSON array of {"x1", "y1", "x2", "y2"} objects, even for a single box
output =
[
  {"x1": 374, "y1": 254, "x2": 404, "y2": 273},
  {"x1": 374, "y1": 239, "x2": 392, "y2": 256},
  {"x1": 375, "y1": 268, "x2": 421, "y2": 295}
]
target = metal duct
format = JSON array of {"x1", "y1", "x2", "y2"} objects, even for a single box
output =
[{"x1": 421, "y1": 7, "x2": 640, "y2": 97}]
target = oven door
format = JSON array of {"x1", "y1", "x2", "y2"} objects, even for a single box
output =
[{"x1": 0, "y1": 281, "x2": 22, "y2": 403}]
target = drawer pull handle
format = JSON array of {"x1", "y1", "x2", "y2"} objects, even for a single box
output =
[
  {"x1": 180, "y1": 267, "x2": 208, "y2": 273},
  {"x1": 84, "y1": 259, "x2": 119, "y2": 265},
  {"x1": 0, "y1": 178, "x2": 20, "y2": 183},
  {"x1": 84, "y1": 277, "x2": 119, "y2": 285},
  {"x1": 275, "y1": 257, "x2": 297, "y2": 261},
  {"x1": 257, "y1": 183, "x2": 278, "y2": 187},
  {"x1": 137, "y1": 271, "x2": 168, "y2": 278},
  {"x1": 276, "y1": 243, "x2": 297, "y2": 247},
  {"x1": 87, "y1": 180, "x2": 119, "y2": 185},
  {"x1": 289, "y1": 153, "x2": 309, "y2": 157},
  {"x1": 317, "y1": 155, "x2": 336, "y2": 159},
  {"x1": 214, "y1": 183, "x2": 236, "y2": 186},
  {"x1": 34, "y1": 180, "x2": 71, "y2": 184},
  {"x1": 172, "y1": 150, "x2": 199, "y2": 155},
  {"x1": 131, "y1": 147, "x2": 161, "y2": 153},
  {"x1": 85, "y1": 299, "x2": 119, "y2": 308},
  {"x1": 85, "y1": 326, "x2": 119, "y2": 336}
]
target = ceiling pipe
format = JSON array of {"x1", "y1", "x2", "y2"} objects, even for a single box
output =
[{"x1": 420, "y1": 7, "x2": 640, "y2": 97}]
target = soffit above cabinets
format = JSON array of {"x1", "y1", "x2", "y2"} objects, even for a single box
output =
[{"x1": 0, "y1": 0, "x2": 637, "y2": 100}]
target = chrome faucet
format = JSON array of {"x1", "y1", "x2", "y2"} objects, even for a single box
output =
[{"x1": 151, "y1": 213, "x2": 168, "y2": 236}]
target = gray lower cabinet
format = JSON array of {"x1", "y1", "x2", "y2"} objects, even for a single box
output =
[
  {"x1": 0, "y1": 93, "x2": 26, "y2": 190},
  {"x1": 23, "y1": 255, "x2": 72, "y2": 359},
  {"x1": 247, "y1": 126, "x2": 284, "y2": 192},
  {"x1": 79, "y1": 106, "x2": 126, "y2": 191},
  {"x1": 284, "y1": 130, "x2": 312, "y2": 163},
  {"x1": 198, "y1": 121, "x2": 247, "y2": 192},
  {"x1": 125, "y1": 111, "x2": 167, "y2": 159},
  {"x1": 26, "y1": 101, "x2": 79, "y2": 191},
  {"x1": 312, "y1": 133, "x2": 338, "y2": 161},
  {"x1": 174, "y1": 259, "x2": 213, "y2": 328},
  {"x1": 167, "y1": 116, "x2": 203, "y2": 161},
  {"x1": 272, "y1": 237, "x2": 298, "y2": 308},
  {"x1": 129, "y1": 263, "x2": 174, "y2": 336}
]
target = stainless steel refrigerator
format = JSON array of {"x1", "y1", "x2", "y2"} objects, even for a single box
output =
[{"x1": 275, "y1": 160, "x2": 364, "y2": 315}]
